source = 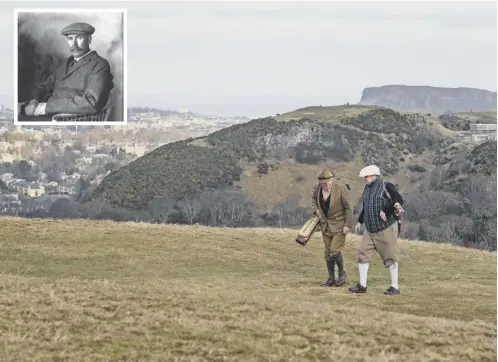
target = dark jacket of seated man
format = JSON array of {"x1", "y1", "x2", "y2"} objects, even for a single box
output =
[{"x1": 33, "y1": 50, "x2": 114, "y2": 115}]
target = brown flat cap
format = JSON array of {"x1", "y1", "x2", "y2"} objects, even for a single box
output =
[
  {"x1": 317, "y1": 168, "x2": 335, "y2": 180},
  {"x1": 61, "y1": 22, "x2": 95, "y2": 36}
]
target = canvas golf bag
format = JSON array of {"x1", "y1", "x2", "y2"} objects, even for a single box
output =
[{"x1": 295, "y1": 215, "x2": 320, "y2": 246}]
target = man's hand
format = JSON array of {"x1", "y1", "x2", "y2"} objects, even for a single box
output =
[
  {"x1": 355, "y1": 222, "x2": 362, "y2": 234},
  {"x1": 343, "y1": 226, "x2": 350, "y2": 235},
  {"x1": 394, "y1": 202, "x2": 404, "y2": 216},
  {"x1": 380, "y1": 210, "x2": 387, "y2": 222},
  {"x1": 33, "y1": 103, "x2": 47, "y2": 116},
  {"x1": 25, "y1": 99, "x2": 39, "y2": 115},
  {"x1": 315, "y1": 208, "x2": 323, "y2": 219}
]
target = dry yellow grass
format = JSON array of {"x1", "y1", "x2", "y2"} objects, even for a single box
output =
[
  {"x1": 274, "y1": 105, "x2": 375, "y2": 123},
  {"x1": 0, "y1": 217, "x2": 496, "y2": 361},
  {"x1": 237, "y1": 152, "x2": 423, "y2": 212},
  {"x1": 456, "y1": 111, "x2": 497, "y2": 123},
  {"x1": 237, "y1": 154, "x2": 365, "y2": 211},
  {"x1": 426, "y1": 117, "x2": 461, "y2": 138}
]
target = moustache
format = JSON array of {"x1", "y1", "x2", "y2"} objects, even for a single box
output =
[{"x1": 70, "y1": 46, "x2": 82, "y2": 51}]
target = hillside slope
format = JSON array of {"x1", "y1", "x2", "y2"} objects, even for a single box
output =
[
  {"x1": 439, "y1": 110, "x2": 497, "y2": 131},
  {"x1": 0, "y1": 217, "x2": 495, "y2": 361},
  {"x1": 359, "y1": 85, "x2": 497, "y2": 114},
  {"x1": 53, "y1": 105, "x2": 496, "y2": 249},
  {"x1": 90, "y1": 106, "x2": 445, "y2": 211}
]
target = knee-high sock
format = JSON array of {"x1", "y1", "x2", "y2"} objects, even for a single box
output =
[
  {"x1": 359, "y1": 263, "x2": 369, "y2": 288},
  {"x1": 389, "y1": 262, "x2": 399, "y2": 289}
]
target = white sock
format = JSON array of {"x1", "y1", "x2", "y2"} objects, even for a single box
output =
[
  {"x1": 389, "y1": 262, "x2": 399, "y2": 289},
  {"x1": 358, "y1": 263, "x2": 369, "y2": 288}
]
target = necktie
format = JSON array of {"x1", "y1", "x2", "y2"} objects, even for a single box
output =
[{"x1": 67, "y1": 59, "x2": 77, "y2": 72}]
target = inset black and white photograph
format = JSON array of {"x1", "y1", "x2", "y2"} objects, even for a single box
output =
[{"x1": 14, "y1": 8, "x2": 127, "y2": 125}]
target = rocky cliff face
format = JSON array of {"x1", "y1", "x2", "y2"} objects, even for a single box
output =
[{"x1": 359, "y1": 85, "x2": 497, "y2": 114}]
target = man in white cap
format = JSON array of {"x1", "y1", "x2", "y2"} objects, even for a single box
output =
[
  {"x1": 348, "y1": 165, "x2": 404, "y2": 295},
  {"x1": 24, "y1": 22, "x2": 114, "y2": 117}
]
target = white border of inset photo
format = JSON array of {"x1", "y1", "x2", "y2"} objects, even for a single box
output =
[{"x1": 14, "y1": 8, "x2": 127, "y2": 126}]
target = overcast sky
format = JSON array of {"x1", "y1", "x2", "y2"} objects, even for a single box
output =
[{"x1": 1, "y1": 1, "x2": 496, "y2": 117}]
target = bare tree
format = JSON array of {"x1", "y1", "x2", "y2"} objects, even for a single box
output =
[
  {"x1": 270, "y1": 195, "x2": 308, "y2": 227},
  {"x1": 463, "y1": 174, "x2": 497, "y2": 249},
  {"x1": 177, "y1": 197, "x2": 201, "y2": 224},
  {"x1": 440, "y1": 219, "x2": 459, "y2": 243},
  {"x1": 226, "y1": 198, "x2": 246, "y2": 226},
  {"x1": 431, "y1": 166, "x2": 445, "y2": 189},
  {"x1": 190, "y1": 189, "x2": 256, "y2": 227},
  {"x1": 207, "y1": 190, "x2": 249, "y2": 227},
  {"x1": 277, "y1": 207, "x2": 283, "y2": 228},
  {"x1": 148, "y1": 197, "x2": 174, "y2": 223}
]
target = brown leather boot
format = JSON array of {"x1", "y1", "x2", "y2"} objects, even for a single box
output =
[
  {"x1": 321, "y1": 259, "x2": 336, "y2": 286},
  {"x1": 334, "y1": 253, "x2": 347, "y2": 286}
]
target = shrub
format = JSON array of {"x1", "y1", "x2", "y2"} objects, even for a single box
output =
[
  {"x1": 407, "y1": 164, "x2": 427, "y2": 173},
  {"x1": 257, "y1": 163, "x2": 270, "y2": 175}
]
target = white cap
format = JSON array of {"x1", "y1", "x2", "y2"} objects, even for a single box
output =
[{"x1": 359, "y1": 165, "x2": 380, "y2": 177}]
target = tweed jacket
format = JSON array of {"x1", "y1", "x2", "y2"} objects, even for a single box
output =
[
  {"x1": 312, "y1": 182, "x2": 353, "y2": 233},
  {"x1": 33, "y1": 50, "x2": 114, "y2": 115}
]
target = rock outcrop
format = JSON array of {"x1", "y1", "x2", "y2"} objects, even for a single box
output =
[{"x1": 359, "y1": 85, "x2": 497, "y2": 114}]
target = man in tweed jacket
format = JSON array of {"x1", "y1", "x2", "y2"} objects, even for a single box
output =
[
  {"x1": 349, "y1": 165, "x2": 404, "y2": 295},
  {"x1": 26, "y1": 22, "x2": 114, "y2": 117},
  {"x1": 312, "y1": 168, "x2": 353, "y2": 287}
]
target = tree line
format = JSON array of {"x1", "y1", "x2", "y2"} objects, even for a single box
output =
[{"x1": 22, "y1": 172, "x2": 496, "y2": 252}]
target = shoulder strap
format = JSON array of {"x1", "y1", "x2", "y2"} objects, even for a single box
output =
[{"x1": 383, "y1": 181, "x2": 391, "y2": 200}]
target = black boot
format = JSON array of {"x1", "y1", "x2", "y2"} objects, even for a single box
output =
[
  {"x1": 321, "y1": 259, "x2": 336, "y2": 287},
  {"x1": 334, "y1": 253, "x2": 347, "y2": 286}
]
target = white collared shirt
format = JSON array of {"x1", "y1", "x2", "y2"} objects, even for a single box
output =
[{"x1": 74, "y1": 50, "x2": 94, "y2": 62}]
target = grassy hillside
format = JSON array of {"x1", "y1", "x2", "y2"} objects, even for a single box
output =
[
  {"x1": 456, "y1": 111, "x2": 497, "y2": 122},
  {"x1": 60, "y1": 105, "x2": 494, "y2": 249},
  {"x1": 273, "y1": 104, "x2": 375, "y2": 122},
  {"x1": 0, "y1": 217, "x2": 495, "y2": 361},
  {"x1": 400, "y1": 140, "x2": 497, "y2": 250},
  {"x1": 91, "y1": 106, "x2": 445, "y2": 211},
  {"x1": 439, "y1": 111, "x2": 497, "y2": 131},
  {"x1": 237, "y1": 153, "x2": 367, "y2": 210}
]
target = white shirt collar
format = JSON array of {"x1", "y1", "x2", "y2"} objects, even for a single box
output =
[{"x1": 74, "y1": 50, "x2": 93, "y2": 62}]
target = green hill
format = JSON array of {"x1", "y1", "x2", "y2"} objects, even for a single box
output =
[
  {"x1": 439, "y1": 111, "x2": 497, "y2": 131},
  {"x1": 67, "y1": 105, "x2": 496, "y2": 250},
  {"x1": 90, "y1": 106, "x2": 444, "y2": 210},
  {"x1": 401, "y1": 140, "x2": 497, "y2": 250},
  {"x1": 0, "y1": 217, "x2": 495, "y2": 361}
]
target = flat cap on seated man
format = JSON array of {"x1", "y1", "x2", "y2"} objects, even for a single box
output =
[
  {"x1": 26, "y1": 21, "x2": 114, "y2": 117},
  {"x1": 61, "y1": 22, "x2": 96, "y2": 36}
]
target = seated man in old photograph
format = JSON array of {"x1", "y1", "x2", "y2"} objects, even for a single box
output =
[{"x1": 24, "y1": 22, "x2": 114, "y2": 118}]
